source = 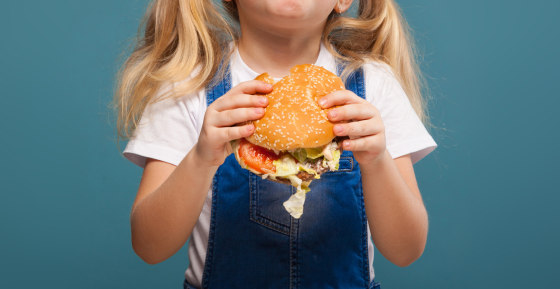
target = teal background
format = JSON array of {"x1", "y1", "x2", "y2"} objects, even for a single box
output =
[{"x1": 1, "y1": 0, "x2": 558, "y2": 288}]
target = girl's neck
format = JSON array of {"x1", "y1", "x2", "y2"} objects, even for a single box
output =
[{"x1": 237, "y1": 24, "x2": 324, "y2": 78}]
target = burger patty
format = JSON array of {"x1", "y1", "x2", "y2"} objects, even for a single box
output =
[
  {"x1": 296, "y1": 171, "x2": 316, "y2": 182},
  {"x1": 295, "y1": 157, "x2": 331, "y2": 182},
  {"x1": 266, "y1": 137, "x2": 348, "y2": 184},
  {"x1": 307, "y1": 158, "x2": 331, "y2": 174}
]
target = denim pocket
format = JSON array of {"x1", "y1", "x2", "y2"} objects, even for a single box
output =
[
  {"x1": 249, "y1": 152, "x2": 354, "y2": 234},
  {"x1": 322, "y1": 155, "x2": 354, "y2": 176},
  {"x1": 249, "y1": 173, "x2": 293, "y2": 235},
  {"x1": 336, "y1": 156, "x2": 354, "y2": 172}
]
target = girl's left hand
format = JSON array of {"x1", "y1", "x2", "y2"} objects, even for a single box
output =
[{"x1": 319, "y1": 90, "x2": 387, "y2": 165}]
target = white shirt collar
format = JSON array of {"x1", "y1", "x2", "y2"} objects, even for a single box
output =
[{"x1": 231, "y1": 43, "x2": 334, "y2": 84}]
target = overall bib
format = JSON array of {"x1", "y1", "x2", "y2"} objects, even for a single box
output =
[{"x1": 184, "y1": 65, "x2": 381, "y2": 289}]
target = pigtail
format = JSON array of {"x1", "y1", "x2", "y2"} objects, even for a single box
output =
[
  {"x1": 324, "y1": 0, "x2": 428, "y2": 124},
  {"x1": 114, "y1": 0, "x2": 235, "y2": 140}
]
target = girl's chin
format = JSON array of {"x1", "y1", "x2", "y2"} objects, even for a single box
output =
[
  {"x1": 236, "y1": 0, "x2": 334, "y2": 33},
  {"x1": 243, "y1": 0, "x2": 333, "y2": 22}
]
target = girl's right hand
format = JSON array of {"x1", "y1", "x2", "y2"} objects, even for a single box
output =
[{"x1": 193, "y1": 80, "x2": 272, "y2": 168}]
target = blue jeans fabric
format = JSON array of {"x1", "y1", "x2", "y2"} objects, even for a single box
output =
[
  {"x1": 184, "y1": 65, "x2": 380, "y2": 289},
  {"x1": 184, "y1": 279, "x2": 381, "y2": 289}
]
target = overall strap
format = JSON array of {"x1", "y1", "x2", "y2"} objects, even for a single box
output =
[
  {"x1": 337, "y1": 63, "x2": 366, "y2": 100},
  {"x1": 206, "y1": 67, "x2": 232, "y2": 107}
]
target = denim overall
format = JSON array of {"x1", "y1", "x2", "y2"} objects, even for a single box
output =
[{"x1": 184, "y1": 65, "x2": 381, "y2": 289}]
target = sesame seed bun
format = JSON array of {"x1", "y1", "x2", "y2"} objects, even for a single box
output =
[{"x1": 246, "y1": 64, "x2": 345, "y2": 150}]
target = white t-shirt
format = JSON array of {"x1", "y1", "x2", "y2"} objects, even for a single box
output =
[{"x1": 123, "y1": 44, "x2": 437, "y2": 287}]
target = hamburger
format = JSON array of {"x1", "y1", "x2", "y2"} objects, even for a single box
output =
[{"x1": 231, "y1": 64, "x2": 346, "y2": 218}]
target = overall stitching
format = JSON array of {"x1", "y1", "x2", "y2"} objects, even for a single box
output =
[
  {"x1": 360, "y1": 175, "x2": 370, "y2": 287},
  {"x1": 201, "y1": 168, "x2": 219, "y2": 289},
  {"x1": 255, "y1": 184, "x2": 296, "y2": 226},
  {"x1": 324, "y1": 156, "x2": 353, "y2": 174},
  {"x1": 289, "y1": 216, "x2": 300, "y2": 289},
  {"x1": 249, "y1": 173, "x2": 291, "y2": 235}
]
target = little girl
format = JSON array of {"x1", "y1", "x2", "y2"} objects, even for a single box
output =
[{"x1": 115, "y1": 0, "x2": 437, "y2": 288}]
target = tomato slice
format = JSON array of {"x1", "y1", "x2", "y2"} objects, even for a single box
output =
[{"x1": 238, "y1": 139, "x2": 280, "y2": 174}]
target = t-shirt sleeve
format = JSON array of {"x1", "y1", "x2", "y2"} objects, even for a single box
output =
[
  {"x1": 364, "y1": 63, "x2": 437, "y2": 164},
  {"x1": 122, "y1": 89, "x2": 201, "y2": 168}
]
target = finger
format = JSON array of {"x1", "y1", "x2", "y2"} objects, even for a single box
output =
[
  {"x1": 213, "y1": 93, "x2": 269, "y2": 112},
  {"x1": 213, "y1": 107, "x2": 265, "y2": 127},
  {"x1": 318, "y1": 90, "x2": 364, "y2": 109},
  {"x1": 229, "y1": 80, "x2": 273, "y2": 96},
  {"x1": 327, "y1": 103, "x2": 376, "y2": 122},
  {"x1": 333, "y1": 120, "x2": 383, "y2": 138},
  {"x1": 223, "y1": 124, "x2": 255, "y2": 142},
  {"x1": 341, "y1": 135, "x2": 381, "y2": 152}
]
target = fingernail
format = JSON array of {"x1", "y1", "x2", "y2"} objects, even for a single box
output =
[
  {"x1": 328, "y1": 109, "x2": 337, "y2": 119},
  {"x1": 265, "y1": 84, "x2": 273, "y2": 89},
  {"x1": 343, "y1": 140, "x2": 351, "y2": 149},
  {"x1": 259, "y1": 97, "x2": 268, "y2": 105},
  {"x1": 319, "y1": 98, "x2": 327, "y2": 107},
  {"x1": 255, "y1": 108, "x2": 264, "y2": 114}
]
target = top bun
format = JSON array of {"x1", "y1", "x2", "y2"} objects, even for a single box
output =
[{"x1": 246, "y1": 64, "x2": 345, "y2": 151}]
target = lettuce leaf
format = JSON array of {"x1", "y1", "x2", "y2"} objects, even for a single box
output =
[
  {"x1": 290, "y1": 149, "x2": 308, "y2": 163},
  {"x1": 305, "y1": 147, "x2": 324, "y2": 159},
  {"x1": 273, "y1": 155, "x2": 299, "y2": 177},
  {"x1": 332, "y1": 148, "x2": 341, "y2": 170}
]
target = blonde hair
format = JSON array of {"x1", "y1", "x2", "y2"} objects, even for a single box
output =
[{"x1": 114, "y1": 0, "x2": 429, "y2": 140}]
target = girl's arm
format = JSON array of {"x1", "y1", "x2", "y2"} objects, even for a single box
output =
[
  {"x1": 320, "y1": 91, "x2": 428, "y2": 267},
  {"x1": 129, "y1": 154, "x2": 216, "y2": 265},
  {"x1": 360, "y1": 152, "x2": 428, "y2": 267},
  {"x1": 130, "y1": 81, "x2": 272, "y2": 264}
]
